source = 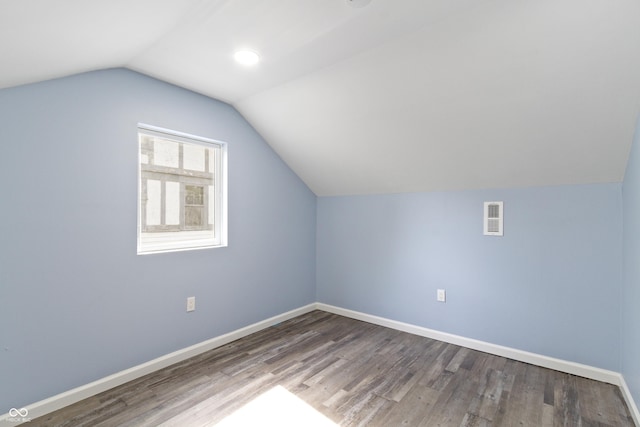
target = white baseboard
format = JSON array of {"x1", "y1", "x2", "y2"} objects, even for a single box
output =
[
  {"x1": 316, "y1": 303, "x2": 620, "y2": 384},
  {"x1": 0, "y1": 304, "x2": 317, "y2": 426},
  {"x1": 620, "y1": 376, "x2": 640, "y2": 426},
  {"x1": 2, "y1": 302, "x2": 638, "y2": 427}
]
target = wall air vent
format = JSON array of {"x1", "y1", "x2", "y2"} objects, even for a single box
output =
[{"x1": 484, "y1": 201, "x2": 504, "y2": 236}]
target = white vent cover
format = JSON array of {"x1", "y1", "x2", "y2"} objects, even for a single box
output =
[{"x1": 483, "y1": 201, "x2": 504, "y2": 236}]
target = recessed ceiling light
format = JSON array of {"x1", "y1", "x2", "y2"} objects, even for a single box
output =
[{"x1": 234, "y1": 50, "x2": 260, "y2": 66}]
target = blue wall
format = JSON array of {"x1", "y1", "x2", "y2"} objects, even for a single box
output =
[
  {"x1": 623, "y1": 113, "x2": 640, "y2": 408},
  {"x1": 0, "y1": 67, "x2": 636, "y2": 413},
  {"x1": 0, "y1": 69, "x2": 317, "y2": 409},
  {"x1": 317, "y1": 184, "x2": 623, "y2": 371}
]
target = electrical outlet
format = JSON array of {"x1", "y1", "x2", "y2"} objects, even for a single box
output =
[
  {"x1": 187, "y1": 296, "x2": 196, "y2": 312},
  {"x1": 437, "y1": 289, "x2": 446, "y2": 302}
]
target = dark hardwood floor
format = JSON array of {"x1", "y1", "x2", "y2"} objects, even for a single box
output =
[{"x1": 31, "y1": 310, "x2": 634, "y2": 426}]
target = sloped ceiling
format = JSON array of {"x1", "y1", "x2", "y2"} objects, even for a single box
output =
[{"x1": 2, "y1": 0, "x2": 640, "y2": 196}]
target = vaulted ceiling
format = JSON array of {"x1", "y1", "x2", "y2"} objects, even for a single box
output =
[{"x1": 2, "y1": 0, "x2": 640, "y2": 196}]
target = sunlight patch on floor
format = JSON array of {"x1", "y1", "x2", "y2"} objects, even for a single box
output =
[{"x1": 214, "y1": 385, "x2": 339, "y2": 427}]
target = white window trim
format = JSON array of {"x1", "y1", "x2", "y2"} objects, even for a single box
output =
[{"x1": 137, "y1": 124, "x2": 228, "y2": 254}]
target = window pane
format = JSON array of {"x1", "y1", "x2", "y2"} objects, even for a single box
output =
[
  {"x1": 185, "y1": 185, "x2": 204, "y2": 205},
  {"x1": 153, "y1": 139, "x2": 179, "y2": 168},
  {"x1": 185, "y1": 185, "x2": 204, "y2": 227},
  {"x1": 165, "y1": 181, "x2": 180, "y2": 225},
  {"x1": 208, "y1": 185, "x2": 215, "y2": 227},
  {"x1": 185, "y1": 206, "x2": 204, "y2": 227},
  {"x1": 146, "y1": 180, "x2": 161, "y2": 226},
  {"x1": 138, "y1": 124, "x2": 227, "y2": 254},
  {"x1": 183, "y1": 144, "x2": 205, "y2": 171}
]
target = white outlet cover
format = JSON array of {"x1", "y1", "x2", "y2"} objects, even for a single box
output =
[
  {"x1": 187, "y1": 296, "x2": 196, "y2": 312},
  {"x1": 437, "y1": 289, "x2": 446, "y2": 302}
]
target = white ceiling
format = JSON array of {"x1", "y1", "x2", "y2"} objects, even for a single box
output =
[{"x1": 2, "y1": 0, "x2": 640, "y2": 196}]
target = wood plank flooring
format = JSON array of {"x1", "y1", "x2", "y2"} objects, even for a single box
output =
[{"x1": 31, "y1": 310, "x2": 634, "y2": 426}]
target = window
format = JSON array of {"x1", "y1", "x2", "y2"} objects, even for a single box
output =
[{"x1": 137, "y1": 124, "x2": 227, "y2": 254}]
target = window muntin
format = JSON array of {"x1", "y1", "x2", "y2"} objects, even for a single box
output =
[{"x1": 137, "y1": 125, "x2": 227, "y2": 254}]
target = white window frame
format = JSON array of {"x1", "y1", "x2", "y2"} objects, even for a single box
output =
[{"x1": 137, "y1": 124, "x2": 227, "y2": 254}]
